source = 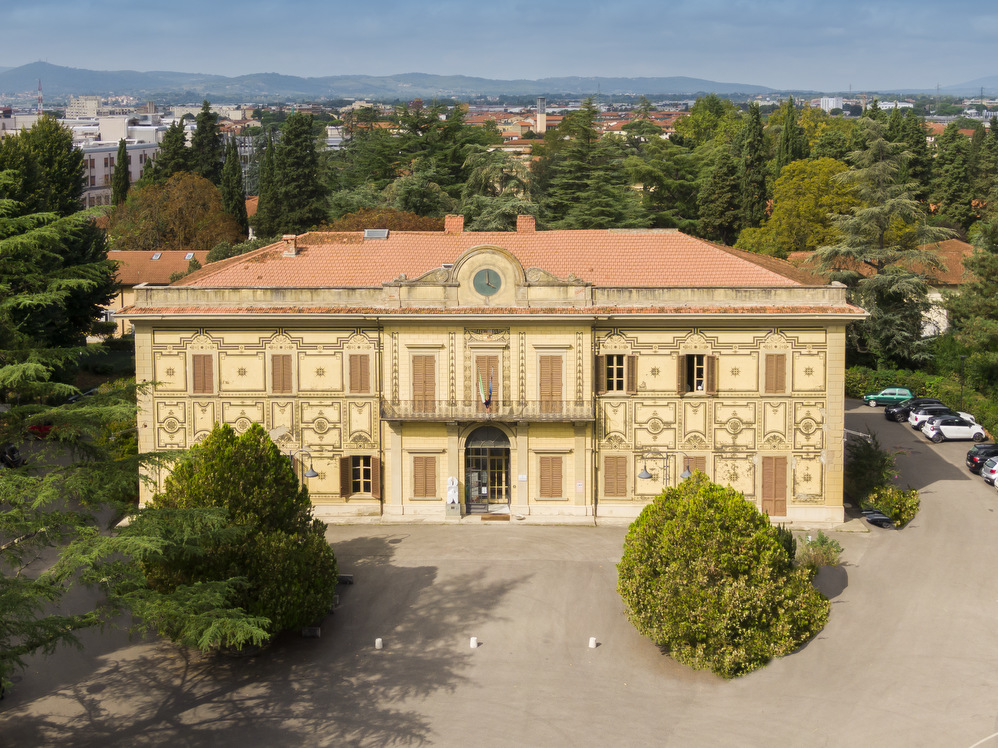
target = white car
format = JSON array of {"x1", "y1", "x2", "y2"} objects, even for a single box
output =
[
  {"x1": 982, "y1": 456, "x2": 998, "y2": 485},
  {"x1": 921, "y1": 415, "x2": 986, "y2": 443},
  {"x1": 909, "y1": 407, "x2": 974, "y2": 430}
]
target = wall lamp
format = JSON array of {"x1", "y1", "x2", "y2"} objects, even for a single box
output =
[
  {"x1": 637, "y1": 449, "x2": 693, "y2": 485},
  {"x1": 287, "y1": 448, "x2": 319, "y2": 478}
]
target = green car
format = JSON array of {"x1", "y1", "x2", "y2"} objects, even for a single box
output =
[{"x1": 863, "y1": 387, "x2": 915, "y2": 407}]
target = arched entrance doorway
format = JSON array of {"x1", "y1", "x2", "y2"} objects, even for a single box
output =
[{"x1": 465, "y1": 426, "x2": 511, "y2": 514}]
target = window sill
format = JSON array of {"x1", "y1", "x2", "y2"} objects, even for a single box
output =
[
  {"x1": 410, "y1": 496, "x2": 440, "y2": 501},
  {"x1": 534, "y1": 496, "x2": 567, "y2": 501}
]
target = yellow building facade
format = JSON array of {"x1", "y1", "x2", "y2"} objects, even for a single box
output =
[{"x1": 123, "y1": 216, "x2": 863, "y2": 525}]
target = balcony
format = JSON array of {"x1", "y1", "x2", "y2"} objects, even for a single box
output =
[{"x1": 380, "y1": 399, "x2": 595, "y2": 422}]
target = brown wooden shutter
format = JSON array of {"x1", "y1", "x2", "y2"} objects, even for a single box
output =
[
  {"x1": 349, "y1": 354, "x2": 369, "y2": 394},
  {"x1": 412, "y1": 355, "x2": 435, "y2": 412},
  {"x1": 625, "y1": 355, "x2": 638, "y2": 394},
  {"x1": 762, "y1": 456, "x2": 787, "y2": 516},
  {"x1": 371, "y1": 457, "x2": 382, "y2": 499},
  {"x1": 413, "y1": 456, "x2": 426, "y2": 497},
  {"x1": 765, "y1": 354, "x2": 786, "y2": 394},
  {"x1": 595, "y1": 355, "x2": 607, "y2": 394},
  {"x1": 192, "y1": 355, "x2": 213, "y2": 394},
  {"x1": 604, "y1": 456, "x2": 626, "y2": 497},
  {"x1": 677, "y1": 355, "x2": 687, "y2": 393},
  {"x1": 539, "y1": 355, "x2": 562, "y2": 413},
  {"x1": 540, "y1": 455, "x2": 562, "y2": 498},
  {"x1": 687, "y1": 456, "x2": 707, "y2": 476},
  {"x1": 340, "y1": 456, "x2": 351, "y2": 497},
  {"x1": 272, "y1": 354, "x2": 292, "y2": 393},
  {"x1": 705, "y1": 355, "x2": 717, "y2": 395}
]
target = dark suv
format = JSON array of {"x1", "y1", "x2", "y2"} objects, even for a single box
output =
[
  {"x1": 885, "y1": 397, "x2": 943, "y2": 422},
  {"x1": 967, "y1": 443, "x2": 998, "y2": 474}
]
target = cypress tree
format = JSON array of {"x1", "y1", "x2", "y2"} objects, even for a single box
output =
[
  {"x1": 221, "y1": 137, "x2": 248, "y2": 235},
  {"x1": 253, "y1": 136, "x2": 278, "y2": 239},
  {"x1": 774, "y1": 97, "x2": 809, "y2": 175},
  {"x1": 932, "y1": 123, "x2": 974, "y2": 230},
  {"x1": 739, "y1": 103, "x2": 768, "y2": 229},
  {"x1": 143, "y1": 121, "x2": 190, "y2": 185},
  {"x1": 697, "y1": 146, "x2": 742, "y2": 245},
  {"x1": 190, "y1": 100, "x2": 224, "y2": 185},
  {"x1": 111, "y1": 138, "x2": 130, "y2": 206},
  {"x1": 267, "y1": 113, "x2": 329, "y2": 234}
]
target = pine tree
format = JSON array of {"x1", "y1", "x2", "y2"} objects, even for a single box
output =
[
  {"x1": 739, "y1": 103, "x2": 768, "y2": 229},
  {"x1": 697, "y1": 146, "x2": 742, "y2": 244},
  {"x1": 931, "y1": 123, "x2": 974, "y2": 230},
  {"x1": 221, "y1": 137, "x2": 248, "y2": 235},
  {"x1": 142, "y1": 121, "x2": 190, "y2": 185},
  {"x1": 190, "y1": 100, "x2": 224, "y2": 185},
  {"x1": 255, "y1": 113, "x2": 328, "y2": 235},
  {"x1": 0, "y1": 114, "x2": 84, "y2": 216},
  {"x1": 815, "y1": 119, "x2": 953, "y2": 368},
  {"x1": 111, "y1": 138, "x2": 130, "y2": 206}
]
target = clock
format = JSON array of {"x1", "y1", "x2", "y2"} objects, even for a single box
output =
[{"x1": 473, "y1": 268, "x2": 502, "y2": 297}]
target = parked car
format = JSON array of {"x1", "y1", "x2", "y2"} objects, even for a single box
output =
[
  {"x1": 1, "y1": 443, "x2": 26, "y2": 469},
  {"x1": 864, "y1": 387, "x2": 915, "y2": 407},
  {"x1": 967, "y1": 443, "x2": 998, "y2": 474},
  {"x1": 884, "y1": 397, "x2": 944, "y2": 422},
  {"x1": 921, "y1": 416, "x2": 987, "y2": 443},
  {"x1": 981, "y1": 456, "x2": 998, "y2": 485},
  {"x1": 862, "y1": 508, "x2": 895, "y2": 529},
  {"x1": 26, "y1": 422, "x2": 54, "y2": 440},
  {"x1": 908, "y1": 405, "x2": 959, "y2": 429}
]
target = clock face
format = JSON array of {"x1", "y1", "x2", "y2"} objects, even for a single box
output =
[{"x1": 473, "y1": 268, "x2": 502, "y2": 297}]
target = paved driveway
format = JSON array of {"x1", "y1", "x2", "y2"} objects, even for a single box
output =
[{"x1": 2, "y1": 401, "x2": 998, "y2": 747}]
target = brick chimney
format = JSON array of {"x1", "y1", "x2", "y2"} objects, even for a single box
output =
[
  {"x1": 282, "y1": 234, "x2": 298, "y2": 256},
  {"x1": 517, "y1": 214, "x2": 536, "y2": 233},
  {"x1": 444, "y1": 214, "x2": 464, "y2": 234}
]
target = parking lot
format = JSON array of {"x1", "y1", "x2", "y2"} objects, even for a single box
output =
[{"x1": 2, "y1": 400, "x2": 998, "y2": 747}]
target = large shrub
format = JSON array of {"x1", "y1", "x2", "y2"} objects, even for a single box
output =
[
  {"x1": 146, "y1": 423, "x2": 338, "y2": 641},
  {"x1": 866, "y1": 485, "x2": 921, "y2": 528},
  {"x1": 617, "y1": 474, "x2": 829, "y2": 678},
  {"x1": 844, "y1": 431, "x2": 897, "y2": 503}
]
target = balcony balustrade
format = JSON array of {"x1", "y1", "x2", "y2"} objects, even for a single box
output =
[{"x1": 380, "y1": 399, "x2": 595, "y2": 422}]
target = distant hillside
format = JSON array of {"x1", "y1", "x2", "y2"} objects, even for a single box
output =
[{"x1": 0, "y1": 62, "x2": 776, "y2": 102}]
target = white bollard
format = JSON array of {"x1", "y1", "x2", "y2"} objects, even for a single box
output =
[
  {"x1": 375, "y1": 638, "x2": 383, "y2": 650},
  {"x1": 589, "y1": 637, "x2": 597, "y2": 649},
  {"x1": 470, "y1": 636, "x2": 478, "y2": 649}
]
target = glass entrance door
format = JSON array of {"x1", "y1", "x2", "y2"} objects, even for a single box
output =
[{"x1": 465, "y1": 447, "x2": 510, "y2": 513}]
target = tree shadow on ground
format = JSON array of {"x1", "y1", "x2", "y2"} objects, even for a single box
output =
[{"x1": 0, "y1": 534, "x2": 525, "y2": 747}]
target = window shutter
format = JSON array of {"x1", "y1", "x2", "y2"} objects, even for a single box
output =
[
  {"x1": 705, "y1": 355, "x2": 717, "y2": 395},
  {"x1": 349, "y1": 354, "x2": 369, "y2": 394},
  {"x1": 340, "y1": 456, "x2": 352, "y2": 497},
  {"x1": 413, "y1": 456, "x2": 426, "y2": 497},
  {"x1": 272, "y1": 354, "x2": 292, "y2": 393},
  {"x1": 761, "y1": 456, "x2": 787, "y2": 515},
  {"x1": 539, "y1": 355, "x2": 562, "y2": 400},
  {"x1": 413, "y1": 355, "x2": 435, "y2": 411},
  {"x1": 193, "y1": 355, "x2": 212, "y2": 394},
  {"x1": 595, "y1": 355, "x2": 607, "y2": 394},
  {"x1": 605, "y1": 456, "x2": 626, "y2": 497},
  {"x1": 626, "y1": 355, "x2": 638, "y2": 394},
  {"x1": 371, "y1": 457, "x2": 382, "y2": 499},
  {"x1": 540, "y1": 456, "x2": 562, "y2": 498},
  {"x1": 677, "y1": 355, "x2": 687, "y2": 393},
  {"x1": 765, "y1": 354, "x2": 786, "y2": 394},
  {"x1": 776, "y1": 354, "x2": 786, "y2": 393}
]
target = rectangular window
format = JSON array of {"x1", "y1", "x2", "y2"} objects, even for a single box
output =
[
  {"x1": 539, "y1": 455, "x2": 563, "y2": 498},
  {"x1": 103, "y1": 157, "x2": 108, "y2": 167},
  {"x1": 272, "y1": 354, "x2": 292, "y2": 393},
  {"x1": 413, "y1": 456, "x2": 437, "y2": 498},
  {"x1": 340, "y1": 455, "x2": 381, "y2": 498},
  {"x1": 539, "y1": 355, "x2": 562, "y2": 414},
  {"x1": 192, "y1": 354, "x2": 213, "y2": 394},
  {"x1": 596, "y1": 354, "x2": 638, "y2": 394},
  {"x1": 604, "y1": 456, "x2": 627, "y2": 497},
  {"x1": 349, "y1": 354, "x2": 370, "y2": 394},
  {"x1": 761, "y1": 456, "x2": 788, "y2": 516},
  {"x1": 412, "y1": 354, "x2": 435, "y2": 413},
  {"x1": 678, "y1": 354, "x2": 717, "y2": 395},
  {"x1": 764, "y1": 354, "x2": 787, "y2": 394},
  {"x1": 89, "y1": 176, "x2": 96, "y2": 186},
  {"x1": 681, "y1": 455, "x2": 707, "y2": 477}
]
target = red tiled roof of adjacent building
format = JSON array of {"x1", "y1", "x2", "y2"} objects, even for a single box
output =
[
  {"x1": 180, "y1": 221, "x2": 822, "y2": 290},
  {"x1": 109, "y1": 250, "x2": 211, "y2": 285},
  {"x1": 787, "y1": 239, "x2": 976, "y2": 286}
]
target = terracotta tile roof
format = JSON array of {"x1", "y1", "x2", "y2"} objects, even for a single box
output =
[
  {"x1": 787, "y1": 239, "x2": 975, "y2": 286},
  {"x1": 121, "y1": 304, "x2": 865, "y2": 318},
  {"x1": 179, "y1": 226, "x2": 819, "y2": 289},
  {"x1": 109, "y1": 250, "x2": 211, "y2": 286}
]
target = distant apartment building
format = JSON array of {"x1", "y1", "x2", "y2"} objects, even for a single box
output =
[
  {"x1": 818, "y1": 97, "x2": 843, "y2": 113},
  {"x1": 66, "y1": 96, "x2": 101, "y2": 118},
  {"x1": 81, "y1": 141, "x2": 160, "y2": 207}
]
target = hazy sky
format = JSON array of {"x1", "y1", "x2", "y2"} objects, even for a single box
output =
[{"x1": 5, "y1": 1, "x2": 995, "y2": 91}]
